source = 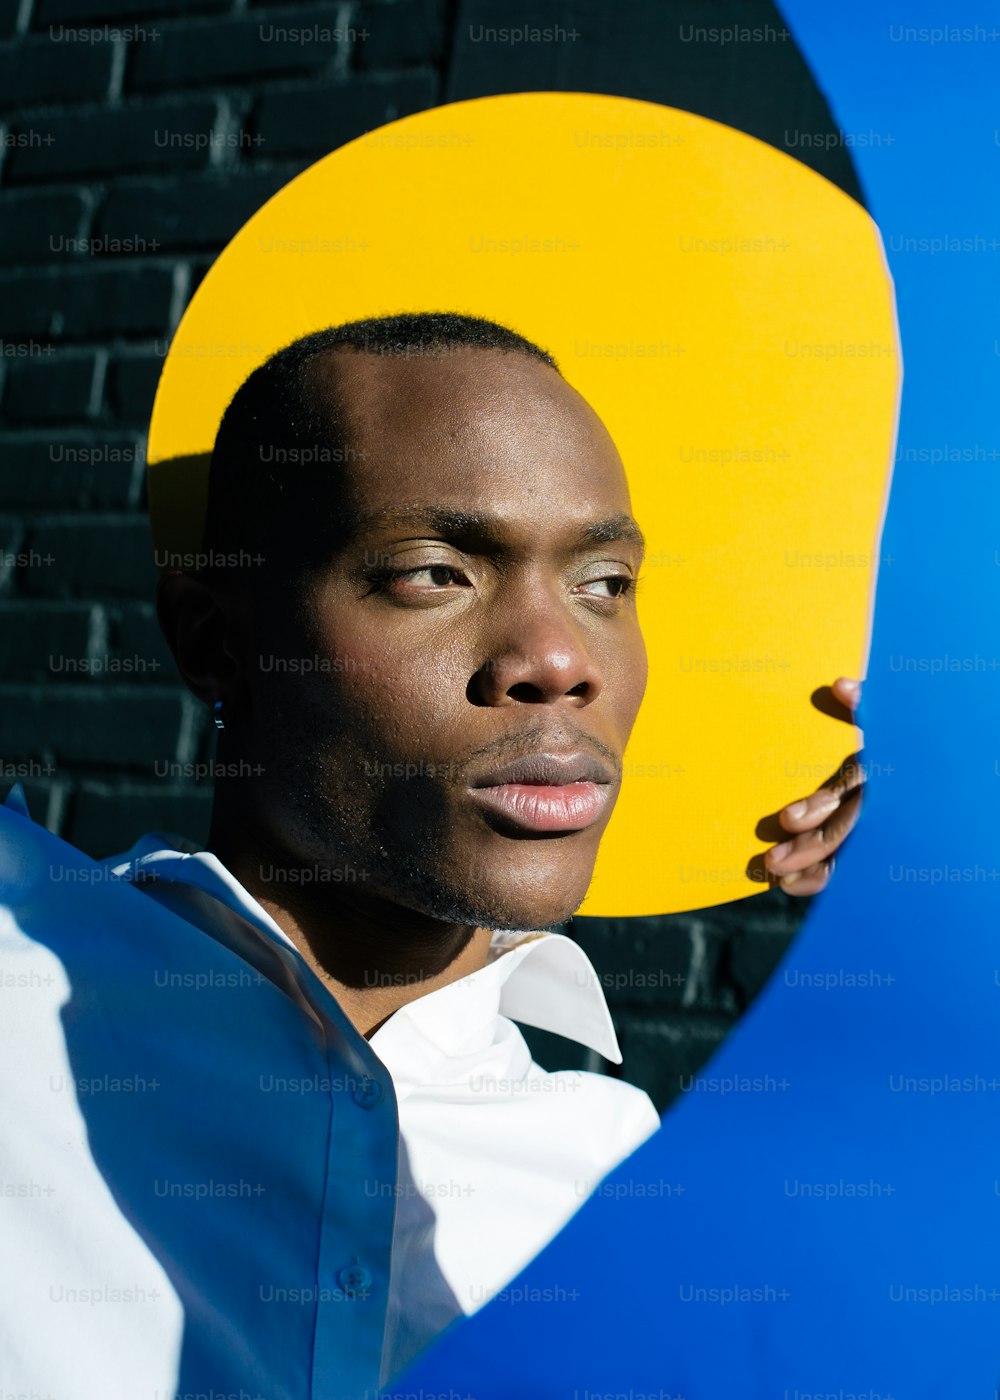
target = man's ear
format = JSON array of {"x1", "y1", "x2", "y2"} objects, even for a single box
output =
[{"x1": 155, "y1": 570, "x2": 247, "y2": 709}]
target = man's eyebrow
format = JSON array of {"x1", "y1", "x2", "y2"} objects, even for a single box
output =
[
  {"x1": 352, "y1": 504, "x2": 646, "y2": 556},
  {"x1": 352, "y1": 505, "x2": 493, "y2": 535},
  {"x1": 580, "y1": 512, "x2": 646, "y2": 554}
]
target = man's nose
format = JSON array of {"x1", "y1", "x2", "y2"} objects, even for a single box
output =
[{"x1": 467, "y1": 606, "x2": 604, "y2": 707}]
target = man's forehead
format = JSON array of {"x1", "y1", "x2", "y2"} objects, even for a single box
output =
[{"x1": 300, "y1": 345, "x2": 630, "y2": 523}]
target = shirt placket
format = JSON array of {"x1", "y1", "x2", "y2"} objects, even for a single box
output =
[{"x1": 309, "y1": 1013, "x2": 399, "y2": 1400}]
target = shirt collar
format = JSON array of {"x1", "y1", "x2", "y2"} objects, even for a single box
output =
[
  {"x1": 100, "y1": 833, "x2": 302, "y2": 953},
  {"x1": 94, "y1": 830, "x2": 624, "y2": 1066}
]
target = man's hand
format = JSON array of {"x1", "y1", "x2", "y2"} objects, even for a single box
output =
[{"x1": 764, "y1": 677, "x2": 864, "y2": 897}]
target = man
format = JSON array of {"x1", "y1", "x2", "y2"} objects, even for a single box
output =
[{"x1": 0, "y1": 312, "x2": 861, "y2": 1399}]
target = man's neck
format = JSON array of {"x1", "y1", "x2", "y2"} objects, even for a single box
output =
[{"x1": 206, "y1": 827, "x2": 494, "y2": 1038}]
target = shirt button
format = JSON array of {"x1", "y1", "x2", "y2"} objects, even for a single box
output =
[
  {"x1": 352, "y1": 1076, "x2": 383, "y2": 1108},
  {"x1": 338, "y1": 1263, "x2": 372, "y2": 1297}
]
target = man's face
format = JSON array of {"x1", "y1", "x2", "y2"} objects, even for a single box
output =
[{"x1": 242, "y1": 344, "x2": 648, "y2": 933}]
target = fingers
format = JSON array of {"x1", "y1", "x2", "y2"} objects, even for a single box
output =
[
  {"x1": 760, "y1": 677, "x2": 866, "y2": 897},
  {"x1": 777, "y1": 753, "x2": 865, "y2": 835},
  {"x1": 766, "y1": 789, "x2": 862, "y2": 879},
  {"x1": 777, "y1": 858, "x2": 835, "y2": 897},
  {"x1": 832, "y1": 676, "x2": 862, "y2": 714},
  {"x1": 777, "y1": 787, "x2": 842, "y2": 835}
]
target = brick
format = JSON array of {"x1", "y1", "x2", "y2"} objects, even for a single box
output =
[
  {"x1": 36, "y1": 0, "x2": 228, "y2": 24},
  {"x1": 695, "y1": 887, "x2": 807, "y2": 1008},
  {"x1": 2, "y1": 351, "x2": 106, "y2": 423},
  {"x1": 0, "y1": 338, "x2": 55, "y2": 366},
  {"x1": 0, "y1": 601, "x2": 103, "y2": 681},
  {"x1": 67, "y1": 780, "x2": 213, "y2": 859},
  {"x1": 129, "y1": 6, "x2": 348, "y2": 92},
  {"x1": 355, "y1": 0, "x2": 448, "y2": 71},
  {"x1": 0, "y1": 684, "x2": 200, "y2": 770},
  {"x1": 0, "y1": 516, "x2": 24, "y2": 594},
  {"x1": 0, "y1": 0, "x2": 22, "y2": 39},
  {"x1": 0, "y1": 263, "x2": 184, "y2": 342},
  {"x1": 108, "y1": 351, "x2": 165, "y2": 420},
  {"x1": 519, "y1": 1024, "x2": 592, "y2": 1076},
  {"x1": 709, "y1": 886, "x2": 807, "y2": 939},
  {"x1": 573, "y1": 912, "x2": 734, "y2": 1012},
  {"x1": 0, "y1": 189, "x2": 92, "y2": 265},
  {"x1": 4, "y1": 97, "x2": 225, "y2": 183},
  {"x1": 111, "y1": 601, "x2": 176, "y2": 682},
  {"x1": 616, "y1": 1012, "x2": 736, "y2": 1114},
  {"x1": 185, "y1": 254, "x2": 213, "y2": 297},
  {"x1": 21, "y1": 516, "x2": 159, "y2": 599},
  {"x1": 728, "y1": 924, "x2": 800, "y2": 1007},
  {"x1": 98, "y1": 165, "x2": 305, "y2": 252},
  {"x1": 253, "y1": 70, "x2": 437, "y2": 156},
  {"x1": 0, "y1": 434, "x2": 143, "y2": 507},
  {"x1": 0, "y1": 31, "x2": 115, "y2": 109}
]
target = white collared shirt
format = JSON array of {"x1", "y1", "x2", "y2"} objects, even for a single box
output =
[{"x1": 0, "y1": 787, "x2": 659, "y2": 1398}]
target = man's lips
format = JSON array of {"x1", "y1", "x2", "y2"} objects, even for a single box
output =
[
  {"x1": 466, "y1": 781, "x2": 611, "y2": 833},
  {"x1": 466, "y1": 751, "x2": 616, "y2": 833}
]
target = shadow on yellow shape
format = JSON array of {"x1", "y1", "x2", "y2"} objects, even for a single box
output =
[{"x1": 146, "y1": 91, "x2": 900, "y2": 918}]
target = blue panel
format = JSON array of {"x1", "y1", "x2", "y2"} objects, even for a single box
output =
[{"x1": 388, "y1": 3, "x2": 1000, "y2": 1396}]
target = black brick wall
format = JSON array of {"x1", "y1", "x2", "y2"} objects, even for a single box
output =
[{"x1": 0, "y1": 0, "x2": 858, "y2": 1110}]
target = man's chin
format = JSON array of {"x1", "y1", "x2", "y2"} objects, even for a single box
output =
[
  {"x1": 417, "y1": 883, "x2": 586, "y2": 937},
  {"x1": 463, "y1": 832, "x2": 601, "y2": 925},
  {"x1": 354, "y1": 822, "x2": 597, "y2": 933}
]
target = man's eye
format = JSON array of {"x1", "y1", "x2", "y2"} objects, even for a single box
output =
[
  {"x1": 578, "y1": 575, "x2": 635, "y2": 599},
  {"x1": 386, "y1": 565, "x2": 467, "y2": 589}
]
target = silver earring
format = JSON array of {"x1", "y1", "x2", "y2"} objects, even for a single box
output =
[{"x1": 213, "y1": 699, "x2": 226, "y2": 731}]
